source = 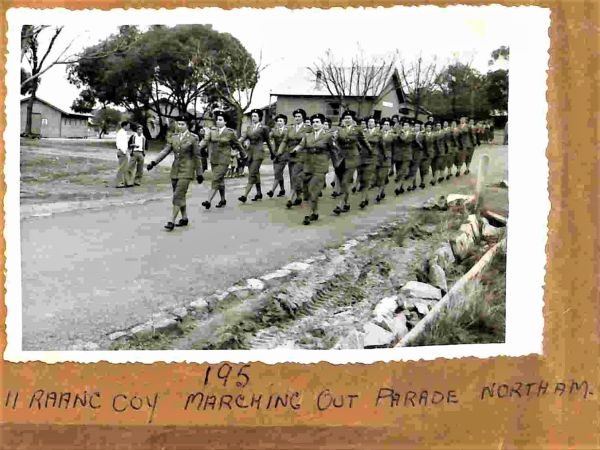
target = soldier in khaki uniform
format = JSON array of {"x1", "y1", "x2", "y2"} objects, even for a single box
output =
[
  {"x1": 199, "y1": 110, "x2": 246, "y2": 210},
  {"x1": 267, "y1": 114, "x2": 289, "y2": 198},
  {"x1": 394, "y1": 121, "x2": 414, "y2": 195},
  {"x1": 407, "y1": 122, "x2": 424, "y2": 191},
  {"x1": 376, "y1": 118, "x2": 395, "y2": 202},
  {"x1": 238, "y1": 109, "x2": 275, "y2": 203},
  {"x1": 457, "y1": 117, "x2": 473, "y2": 175},
  {"x1": 333, "y1": 110, "x2": 371, "y2": 215},
  {"x1": 147, "y1": 117, "x2": 203, "y2": 231},
  {"x1": 443, "y1": 120, "x2": 458, "y2": 180},
  {"x1": 420, "y1": 123, "x2": 435, "y2": 188},
  {"x1": 361, "y1": 117, "x2": 381, "y2": 209},
  {"x1": 277, "y1": 108, "x2": 311, "y2": 209},
  {"x1": 292, "y1": 113, "x2": 341, "y2": 225},
  {"x1": 432, "y1": 122, "x2": 447, "y2": 184}
]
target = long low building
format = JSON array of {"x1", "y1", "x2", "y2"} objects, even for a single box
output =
[{"x1": 21, "y1": 97, "x2": 92, "y2": 138}]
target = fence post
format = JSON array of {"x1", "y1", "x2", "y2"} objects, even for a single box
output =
[{"x1": 474, "y1": 154, "x2": 490, "y2": 211}]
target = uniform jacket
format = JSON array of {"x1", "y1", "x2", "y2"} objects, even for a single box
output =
[
  {"x1": 270, "y1": 126, "x2": 288, "y2": 162},
  {"x1": 154, "y1": 131, "x2": 202, "y2": 180},
  {"x1": 459, "y1": 124, "x2": 475, "y2": 149},
  {"x1": 240, "y1": 123, "x2": 273, "y2": 162},
  {"x1": 395, "y1": 129, "x2": 415, "y2": 162},
  {"x1": 364, "y1": 128, "x2": 382, "y2": 165},
  {"x1": 295, "y1": 130, "x2": 341, "y2": 174},
  {"x1": 423, "y1": 131, "x2": 436, "y2": 159},
  {"x1": 434, "y1": 130, "x2": 447, "y2": 155},
  {"x1": 200, "y1": 127, "x2": 245, "y2": 166},
  {"x1": 336, "y1": 125, "x2": 371, "y2": 163},
  {"x1": 379, "y1": 129, "x2": 396, "y2": 166},
  {"x1": 278, "y1": 123, "x2": 311, "y2": 163},
  {"x1": 444, "y1": 127, "x2": 459, "y2": 150}
]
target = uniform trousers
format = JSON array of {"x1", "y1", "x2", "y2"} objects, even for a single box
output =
[{"x1": 247, "y1": 158, "x2": 263, "y2": 185}]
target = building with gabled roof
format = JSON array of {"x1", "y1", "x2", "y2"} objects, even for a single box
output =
[
  {"x1": 267, "y1": 67, "x2": 431, "y2": 124},
  {"x1": 21, "y1": 97, "x2": 92, "y2": 138}
]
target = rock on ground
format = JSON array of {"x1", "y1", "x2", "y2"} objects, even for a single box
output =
[
  {"x1": 384, "y1": 314, "x2": 409, "y2": 340},
  {"x1": 450, "y1": 231, "x2": 475, "y2": 261},
  {"x1": 447, "y1": 194, "x2": 475, "y2": 206},
  {"x1": 400, "y1": 281, "x2": 442, "y2": 301},
  {"x1": 428, "y1": 262, "x2": 448, "y2": 294},
  {"x1": 481, "y1": 218, "x2": 505, "y2": 239},
  {"x1": 435, "y1": 243, "x2": 456, "y2": 270},
  {"x1": 363, "y1": 322, "x2": 395, "y2": 348},
  {"x1": 468, "y1": 214, "x2": 481, "y2": 240},
  {"x1": 372, "y1": 296, "x2": 399, "y2": 321},
  {"x1": 335, "y1": 330, "x2": 365, "y2": 349}
]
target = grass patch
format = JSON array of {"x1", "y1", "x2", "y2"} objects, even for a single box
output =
[
  {"x1": 408, "y1": 248, "x2": 506, "y2": 346},
  {"x1": 110, "y1": 315, "x2": 197, "y2": 350}
]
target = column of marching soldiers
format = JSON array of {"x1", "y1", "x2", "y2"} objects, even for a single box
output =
[{"x1": 146, "y1": 108, "x2": 494, "y2": 230}]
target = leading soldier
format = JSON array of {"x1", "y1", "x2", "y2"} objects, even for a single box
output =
[{"x1": 147, "y1": 117, "x2": 203, "y2": 231}]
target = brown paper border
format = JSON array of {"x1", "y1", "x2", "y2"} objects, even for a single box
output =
[{"x1": 1, "y1": 1, "x2": 599, "y2": 448}]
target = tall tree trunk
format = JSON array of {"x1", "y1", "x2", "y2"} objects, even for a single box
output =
[{"x1": 25, "y1": 91, "x2": 36, "y2": 136}]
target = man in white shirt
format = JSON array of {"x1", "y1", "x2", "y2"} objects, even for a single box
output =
[
  {"x1": 127, "y1": 125, "x2": 147, "y2": 186},
  {"x1": 115, "y1": 121, "x2": 132, "y2": 188}
]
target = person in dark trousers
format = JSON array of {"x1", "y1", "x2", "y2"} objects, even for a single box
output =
[
  {"x1": 267, "y1": 114, "x2": 289, "y2": 198},
  {"x1": 127, "y1": 125, "x2": 147, "y2": 186},
  {"x1": 147, "y1": 118, "x2": 203, "y2": 231}
]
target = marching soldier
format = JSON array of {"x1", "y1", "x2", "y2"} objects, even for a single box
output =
[
  {"x1": 407, "y1": 122, "x2": 424, "y2": 191},
  {"x1": 420, "y1": 123, "x2": 435, "y2": 188},
  {"x1": 291, "y1": 113, "x2": 341, "y2": 225},
  {"x1": 238, "y1": 109, "x2": 275, "y2": 203},
  {"x1": 376, "y1": 118, "x2": 395, "y2": 202},
  {"x1": 333, "y1": 110, "x2": 371, "y2": 215},
  {"x1": 277, "y1": 108, "x2": 311, "y2": 209},
  {"x1": 267, "y1": 114, "x2": 289, "y2": 198},
  {"x1": 147, "y1": 117, "x2": 203, "y2": 231},
  {"x1": 393, "y1": 121, "x2": 414, "y2": 195},
  {"x1": 433, "y1": 122, "x2": 447, "y2": 184},
  {"x1": 361, "y1": 116, "x2": 381, "y2": 209},
  {"x1": 458, "y1": 117, "x2": 474, "y2": 175},
  {"x1": 443, "y1": 120, "x2": 458, "y2": 180},
  {"x1": 199, "y1": 110, "x2": 246, "y2": 210}
]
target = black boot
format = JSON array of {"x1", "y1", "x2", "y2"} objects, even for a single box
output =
[
  {"x1": 175, "y1": 218, "x2": 189, "y2": 227},
  {"x1": 164, "y1": 221, "x2": 175, "y2": 231},
  {"x1": 286, "y1": 200, "x2": 293, "y2": 209},
  {"x1": 216, "y1": 200, "x2": 226, "y2": 208},
  {"x1": 202, "y1": 201, "x2": 211, "y2": 210},
  {"x1": 303, "y1": 216, "x2": 311, "y2": 225},
  {"x1": 277, "y1": 190, "x2": 286, "y2": 197},
  {"x1": 333, "y1": 206, "x2": 342, "y2": 216},
  {"x1": 238, "y1": 195, "x2": 247, "y2": 203},
  {"x1": 267, "y1": 190, "x2": 274, "y2": 198},
  {"x1": 310, "y1": 213, "x2": 319, "y2": 221}
]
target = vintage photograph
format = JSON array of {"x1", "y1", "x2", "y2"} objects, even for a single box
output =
[{"x1": 7, "y1": 6, "x2": 545, "y2": 359}]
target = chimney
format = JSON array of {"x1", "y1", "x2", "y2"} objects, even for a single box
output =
[{"x1": 315, "y1": 70, "x2": 323, "y2": 89}]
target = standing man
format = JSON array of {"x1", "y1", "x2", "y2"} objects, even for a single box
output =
[
  {"x1": 115, "y1": 121, "x2": 132, "y2": 188},
  {"x1": 127, "y1": 125, "x2": 147, "y2": 186}
]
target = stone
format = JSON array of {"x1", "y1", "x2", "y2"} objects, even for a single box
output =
[
  {"x1": 422, "y1": 197, "x2": 438, "y2": 210},
  {"x1": 335, "y1": 330, "x2": 365, "y2": 349},
  {"x1": 415, "y1": 301, "x2": 430, "y2": 316},
  {"x1": 398, "y1": 295, "x2": 416, "y2": 311},
  {"x1": 108, "y1": 331, "x2": 128, "y2": 341},
  {"x1": 447, "y1": 194, "x2": 475, "y2": 206},
  {"x1": 450, "y1": 231, "x2": 474, "y2": 261},
  {"x1": 314, "y1": 255, "x2": 327, "y2": 261},
  {"x1": 384, "y1": 314, "x2": 409, "y2": 340},
  {"x1": 172, "y1": 307, "x2": 188, "y2": 320},
  {"x1": 373, "y1": 296, "x2": 399, "y2": 322},
  {"x1": 355, "y1": 234, "x2": 368, "y2": 242},
  {"x1": 153, "y1": 317, "x2": 178, "y2": 332},
  {"x1": 422, "y1": 195, "x2": 447, "y2": 211},
  {"x1": 460, "y1": 223, "x2": 475, "y2": 241},
  {"x1": 246, "y1": 278, "x2": 265, "y2": 291},
  {"x1": 130, "y1": 322, "x2": 154, "y2": 336},
  {"x1": 400, "y1": 281, "x2": 442, "y2": 301},
  {"x1": 428, "y1": 261, "x2": 448, "y2": 294},
  {"x1": 481, "y1": 218, "x2": 504, "y2": 239},
  {"x1": 363, "y1": 322, "x2": 395, "y2": 348},
  {"x1": 435, "y1": 243, "x2": 456, "y2": 270},
  {"x1": 341, "y1": 239, "x2": 359, "y2": 251},
  {"x1": 283, "y1": 262, "x2": 311, "y2": 272},
  {"x1": 468, "y1": 214, "x2": 481, "y2": 240},
  {"x1": 227, "y1": 285, "x2": 246, "y2": 293},
  {"x1": 190, "y1": 298, "x2": 209, "y2": 313},
  {"x1": 261, "y1": 269, "x2": 292, "y2": 288}
]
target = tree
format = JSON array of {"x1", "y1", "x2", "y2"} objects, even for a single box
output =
[
  {"x1": 68, "y1": 25, "x2": 259, "y2": 139},
  {"x1": 398, "y1": 54, "x2": 439, "y2": 120},
  {"x1": 308, "y1": 47, "x2": 398, "y2": 118},
  {"x1": 71, "y1": 88, "x2": 96, "y2": 113},
  {"x1": 489, "y1": 46, "x2": 510, "y2": 66},
  {"x1": 486, "y1": 69, "x2": 508, "y2": 112},
  {"x1": 90, "y1": 107, "x2": 122, "y2": 138},
  {"x1": 433, "y1": 61, "x2": 490, "y2": 119}
]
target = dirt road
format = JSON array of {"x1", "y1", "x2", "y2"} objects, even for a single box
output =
[{"x1": 19, "y1": 144, "x2": 507, "y2": 350}]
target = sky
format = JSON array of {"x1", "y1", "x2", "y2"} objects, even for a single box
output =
[{"x1": 19, "y1": 6, "x2": 511, "y2": 113}]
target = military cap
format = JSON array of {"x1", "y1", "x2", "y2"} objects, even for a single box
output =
[
  {"x1": 275, "y1": 113, "x2": 288, "y2": 124},
  {"x1": 292, "y1": 108, "x2": 307, "y2": 120},
  {"x1": 340, "y1": 110, "x2": 357, "y2": 120},
  {"x1": 250, "y1": 108, "x2": 264, "y2": 120},
  {"x1": 310, "y1": 113, "x2": 326, "y2": 123},
  {"x1": 380, "y1": 117, "x2": 392, "y2": 126},
  {"x1": 213, "y1": 110, "x2": 230, "y2": 124}
]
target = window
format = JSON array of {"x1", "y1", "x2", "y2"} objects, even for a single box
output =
[
  {"x1": 373, "y1": 110, "x2": 382, "y2": 120},
  {"x1": 41, "y1": 118, "x2": 48, "y2": 125},
  {"x1": 325, "y1": 102, "x2": 340, "y2": 117}
]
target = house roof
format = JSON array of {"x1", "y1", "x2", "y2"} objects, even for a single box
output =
[
  {"x1": 271, "y1": 67, "x2": 406, "y2": 102},
  {"x1": 20, "y1": 96, "x2": 93, "y2": 119}
]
